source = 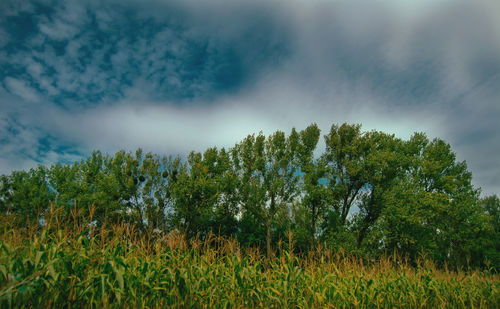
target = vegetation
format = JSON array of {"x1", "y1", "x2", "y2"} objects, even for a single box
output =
[
  {"x1": 0, "y1": 209, "x2": 498, "y2": 308},
  {"x1": 0, "y1": 122, "x2": 499, "y2": 306},
  {"x1": 0, "y1": 122, "x2": 498, "y2": 268}
]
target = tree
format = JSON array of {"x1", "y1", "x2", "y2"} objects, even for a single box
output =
[
  {"x1": 355, "y1": 131, "x2": 405, "y2": 248},
  {"x1": 482, "y1": 195, "x2": 500, "y2": 234},
  {"x1": 296, "y1": 123, "x2": 331, "y2": 249},
  {"x1": 0, "y1": 121, "x2": 494, "y2": 269},
  {"x1": 48, "y1": 162, "x2": 82, "y2": 220},
  {"x1": 170, "y1": 147, "x2": 226, "y2": 239},
  {"x1": 135, "y1": 152, "x2": 178, "y2": 231},
  {"x1": 68, "y1": 150, "x2": 135, "y2": 226},
  {"x1": 48, "y1": 149, "x2": 162, "y2": 228},
  {"x1": 375, "y1": 134, "x2": 484, "y2": 266},
  {"x1": 1, "y1": 166, "x2": 54, "y2": 225},
  {"x1": 234, "y1": 129, "x2": 299, "y2": 257},
  {"x1": 480, "y1": 195, "x2": 500, "y2": 269},
  {"x1": 209, "y1": 147, "x2": 240, "y2": 237},
  {"x1": 323, "y1": 123, "x2": 370, "y2": 227},
  {"x1": 0, "y1": 174, "x2": 10, "y2": 214}
]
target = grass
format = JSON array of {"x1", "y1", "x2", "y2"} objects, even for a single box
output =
[{"x1": 0, "y1": 207, "x2": 498, "y2": 308}]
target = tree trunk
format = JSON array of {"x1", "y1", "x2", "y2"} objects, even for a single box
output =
[
  {"x1": 267, "y1": 193, "x2": 276, "y2": 259},
  {"x1": 266, "y1": 221, "x2": 272, "y2": 259},
  {"x1": 357, "y1": 191, "x2": 378, "y2": 249},
  {"x1": 341, "y1": 195, "x2": 349, "y2": 226},
  {"x1": 311, "y1": 203, "x2": 316, "y2": 250},
  {"x1": 341, "y1": 187, "x2": 361, "y2": 226},
  {"x1": 184, "y1": 221, "x2": 191, "y2": 240},
  {"x1": 357, "y1": 226, "x2": 367, "y2": 249}
]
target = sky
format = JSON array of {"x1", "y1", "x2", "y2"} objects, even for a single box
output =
[{"x1": 0, "y1": 0, "x2": 499, "y2": 196}]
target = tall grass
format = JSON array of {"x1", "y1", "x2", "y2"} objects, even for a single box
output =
[{"x1": 0, "y1": 206, "x2": 498, "y2": 308}]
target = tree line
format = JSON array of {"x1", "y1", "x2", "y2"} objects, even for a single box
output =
[{"x1": 0, "y1": 123, "x2": 498, "y2": 268}]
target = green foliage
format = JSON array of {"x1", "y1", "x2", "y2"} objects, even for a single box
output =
[
  {"x1": 233, "y1": 129, "x2": 300, "y2": 257},
  {"x1": 480, "y1": 195, "x2": 500, "y2": 269},
  {"x1": 170, "y1": 147, "x2": 232, "y2": 239},
  {"x1": 373, "y1": 135, "x2": 487, "y2": 267},
  {"x1": 0, "y1": 166, "x2": 54, "y2": 225},
  {"x1": 354, "y1": 131, "x2": 405, "y2": 249},
  {"x1": 296, "y1": 123, "x2": 332, "y2": 250},
  {"x1": 0, "y1": 122, "x2": 497, "y2": 270},
  {"x1": 323, "y1": 123, "x2": 370, "y2": 226}
]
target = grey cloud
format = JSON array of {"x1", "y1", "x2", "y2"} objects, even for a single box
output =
[
  {"x1": 4, "y1": 80, "x2": 445, "y2": 166},
  {"x1": 0, "y1": 0, "x2": 499, "y2": 195}
]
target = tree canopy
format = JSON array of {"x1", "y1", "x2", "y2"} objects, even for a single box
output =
[{"x1": 0, "y1": 122, "x2": 497, "y2": 269}]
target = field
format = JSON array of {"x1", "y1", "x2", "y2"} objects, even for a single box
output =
[{"x1": 0, "y1": 211, "x2": 499, "y2": 308}]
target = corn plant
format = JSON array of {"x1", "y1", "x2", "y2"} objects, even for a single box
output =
[{"x1": 0, "y1": 211, "x2": 498, "y2": 308}]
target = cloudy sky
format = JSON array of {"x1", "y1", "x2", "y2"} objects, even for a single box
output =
[{"x1": 1, "y1": 0, "x2": 499, "y2": 195}]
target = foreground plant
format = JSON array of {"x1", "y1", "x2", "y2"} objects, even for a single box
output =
[{"x1": 0, "y1": 211, "x2": 498, "y2": 308}]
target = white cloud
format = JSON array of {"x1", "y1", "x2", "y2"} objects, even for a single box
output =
[
  {"x1": 37, "y1": 0, "x2": 89, "y2": 41},
  {"x1": 39, "y1": 19, "x2": 80, "y2": 41},
  {"x1": 4, "y1": 77, "x2": 40, "y2": 102}
]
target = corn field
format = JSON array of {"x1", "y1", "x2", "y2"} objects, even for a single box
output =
[{"x1": 0, "y1": 210, "x2": 498, "y2": 308}]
